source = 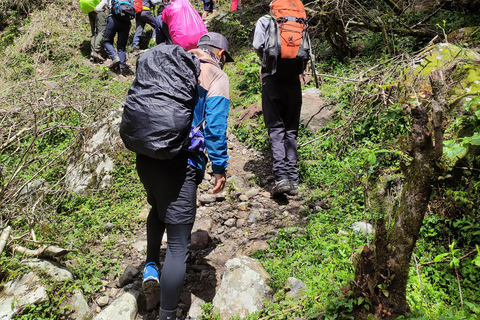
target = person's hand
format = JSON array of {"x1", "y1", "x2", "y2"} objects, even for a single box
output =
[
  {"x1": 94, "y1": 4, "x2": 105, "y2": 12},
  {"x1": 212, "y1": 173, "x2": 226, "y2": 194}
]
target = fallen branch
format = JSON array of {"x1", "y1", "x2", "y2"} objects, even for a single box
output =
[
  {"x1": 454, "y1": 166, "x2": 480, "y2": 172},
  {"x1": 307, "y1": 72, "x2": 359, "y2": 83},
  {"x1": 418, "y1": 249, "x2": 477, "y2": 266},
  {"x1": 0, "y1": 127, "x2": 32, "y2": 151},
  {"x1": 12, "y1": 244, "x2": 71, "y2": 258},
  {"x1": 411, "y1": 2, "x2": 445, "y2": 29},
  {"x1": 299, "y1": 131, "x2": 330, "y2": 148},
  {"x1": 258, "y1": 295, "x2": 323, "y2": 320},
  {"x1": 0, "y1": 74, "x2": 70, "y2": 96},
  {"x1": 0, "y1": 226, "x2": 11, "y2": 256}
]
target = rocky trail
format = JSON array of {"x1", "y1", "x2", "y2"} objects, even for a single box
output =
[
  {"x1": 0, "y1": 67, "x2": 328, "y2": 320},
  {"x1": 0, "y1": 107, "x2": 312, "y2": 320},
  {"x1": 113, "y1": 131, "x2": 310, "y2": 320}
]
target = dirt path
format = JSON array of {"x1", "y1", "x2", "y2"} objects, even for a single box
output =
[{"x1": 102, "y1": 112, "x2": 307, "y2": 320}]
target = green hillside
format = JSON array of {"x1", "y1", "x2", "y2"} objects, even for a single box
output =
[{"x1": 1, "y1": 0, "x2": 480, "y2": 319}]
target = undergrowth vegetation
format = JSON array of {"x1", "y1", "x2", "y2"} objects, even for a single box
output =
[
  {"x1": 228, "y1": 3, "x2": 480, "y2": 319},
  {"x1": 0, "y1": 1, "x2": 146, "y2": 316},
  {"x1": 1, "y1": 0, "x2": 480, "y2": 319}
]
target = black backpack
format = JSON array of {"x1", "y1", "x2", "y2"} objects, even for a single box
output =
[
  {"x1": 111, "y1": 0, "x2": 136, "y2": 21},
  {"x1": 119, "y1": 44, "x2": 201, "y2": 160}
]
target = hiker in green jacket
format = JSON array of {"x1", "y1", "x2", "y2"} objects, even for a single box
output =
[{"x1": 79, "y1": 0, "x2": 108, "y2": 62}]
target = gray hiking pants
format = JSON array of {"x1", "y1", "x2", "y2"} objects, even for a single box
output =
[
  {"x1": 132, "y1": 10, "x2": 157, "y2": 49},
  {"x1": 88, "y1": 10, "x2": 108, "y2": 54},
  {"x1": 262, "y1": 73, "x2": 302, "y2": 183}
]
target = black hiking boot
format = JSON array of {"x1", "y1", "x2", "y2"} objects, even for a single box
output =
[
  {"x1": 108, "y1": 56, "x2": 120, "y2": 69},
  {"x1": 272, "y1": 179, "x2": 291, "y2": 197},
  {"x1": 287, "y1": 181, "x2": 299, "y2": 195}
]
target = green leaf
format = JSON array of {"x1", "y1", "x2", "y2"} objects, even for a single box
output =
[
  {"x1": 443, "y1": 140, "x2": 467, "y2": 160},
  {"x1": 434, "y1": 252, "x2": 449, "y2": 262},
  {"x1": 367, "y1": 153, "x2": 376, "y2": 166},
  {"x1": 471, "y1": 133, "x2": 480, "y2": 146},
  {"x1": 357, "y1": 297, "x2": 364, "y2": 305},
  {"x1": 473, "y1": 255, "x2": 480, "y2": 267},
  {"x1": 452, "y1": 257, "x2": 460, "y2": 268}
]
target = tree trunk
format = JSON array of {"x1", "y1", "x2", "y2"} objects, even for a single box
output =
[
  {"x1": 351, "y1": 70, "x2": 446, "y2": 319},
  {"x1": 321, "y1": 8, "x2": 354, "y2": 61}
]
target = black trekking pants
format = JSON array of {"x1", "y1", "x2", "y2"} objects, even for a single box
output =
[
  {"x1": 136, "y1": 152, "x2": 197, "y2": 311},
  {"x1": 261, "y1": 74, "x2": 302, "y2": 183}
]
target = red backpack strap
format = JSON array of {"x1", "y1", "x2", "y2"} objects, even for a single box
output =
[{"x1": 133, "y1": 0, "x2": 143, "y2": 13}]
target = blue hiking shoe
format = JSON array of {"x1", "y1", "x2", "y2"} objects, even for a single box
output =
[
  {"x1": 142, "y1": 262, "x2": 160, "y2": 311},
  {"x1": 143, "y1": 262, "x2": 159, "y2": 283}
]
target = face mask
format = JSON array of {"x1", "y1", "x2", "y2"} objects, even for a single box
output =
[{"x1": 201, "y1": 48, "x2": 224, "y2": 70}]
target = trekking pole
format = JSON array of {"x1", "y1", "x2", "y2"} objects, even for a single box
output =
[
  {"x1": 307, "y1": 31, "x2": 318, "y2": 88},
  {"x1": 311, "y1": 55, "x2": 318, "y2": 88}
]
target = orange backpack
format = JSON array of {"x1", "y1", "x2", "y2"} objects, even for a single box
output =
[
  {"x1": 263, "y1": 0, "x2": 311, "y2": 75},
  {"x1": 270, "y1": 0, "x2": 307, "y2": 59}
]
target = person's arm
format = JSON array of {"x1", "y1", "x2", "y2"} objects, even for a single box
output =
[
  {"x1": 203, "y1": 73, "x2": 230, "y2": 193},
  {"x1": 95, "y1": 0, "x2": 108, "y2": 12},
  {"x1": 252, "y1": 15, "x2": 270, "y2": 59}
]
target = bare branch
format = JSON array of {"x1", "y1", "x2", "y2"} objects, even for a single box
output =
[
  {"x1": 0, "y1": 226, "x2": 11, "y2": 256},
  {"x1": 0, "y1": 127, "x2": 33, "y2": 151},
  {"x1": 12, "y1": 244, "x2": 71, "y2": 258},
  {"x1": 411, "y1": 2, "x2": 445, "y2": 29}
]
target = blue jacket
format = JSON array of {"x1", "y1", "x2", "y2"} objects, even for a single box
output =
[{"x1": 188, "y1": 48, "x2": 230, "y2": 176}]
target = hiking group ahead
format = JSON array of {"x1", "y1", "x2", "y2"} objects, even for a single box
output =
[
  {"x1": 78, "y1": 0, "x2": 312, "y2": 319},
  {"x1": 79, "y1": 0, "x2": 208, "y2": 74}
]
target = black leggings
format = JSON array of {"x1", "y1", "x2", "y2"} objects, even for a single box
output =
[{"x1": 146, "y1": 210, "x2": 193, "y2": 311}]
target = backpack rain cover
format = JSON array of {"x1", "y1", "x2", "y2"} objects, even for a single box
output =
[{"x1": 120, "y1": 44, "x2": 201, "y2": 160}]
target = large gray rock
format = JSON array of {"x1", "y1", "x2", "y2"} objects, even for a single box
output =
[
  {"x1": 0, "y1": 272, "x2": 49, "y2": 320},
  {"x1": 212, "y1": 256, "x2": 272, "y2": 319},
  {"x1": 22, "y1": 258, "x2": 73, "y2": 281},
  {"x1": 59, "y1": 290, "x2": 92, "y2": 320},
  {"x1": 352, "y1": 221, "x2": 374, "y2": 234},
  {"x1": 187, "y1": 294, "x2": 206, "y2": 319},
  {"x1": 199, "y1": 194, "x2": 216, "y2": 204},
  {"x1": 65, "y1": 153, "x2": 114, "y2": 195},
  {"x1": 285, "y1": 277, "x2": 307, "y2": 299},
  {"x1": 17, "y1": 179, "x2": 48, "y2": 204},
  {"x1": 248, "y1": 209, "x2": 262, "y2": 223},
  {"x1": 92, "y1": 290, "x2": 139, "y2": 320},
  {"x1": 192, "y1": 216, "x2": 213, "y2": 233},
  {"x1": 245, "y1": 188, "x2": 260, "y2": 199},
  {"x1": 65, "y1": 109, "x2": 122, "y2": 195},
  {"x1": 300, "y1": 87, "x2": 334, "y2": 132},
  {"x1": 227, "y1": 175, "x2": 246, "y2": 193}
]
